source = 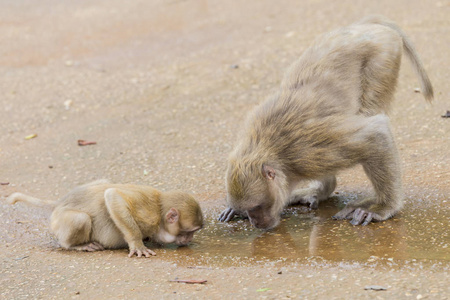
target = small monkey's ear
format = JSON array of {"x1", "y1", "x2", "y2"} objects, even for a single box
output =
[
  {"x1": 166, "y1": 208, "x2": 179, "y2": 224},
  {"x1": 262, "y1": 164, "x2": 276, "y2": 180}
]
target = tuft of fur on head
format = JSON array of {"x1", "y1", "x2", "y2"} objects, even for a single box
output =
[
  {"x1": 160, "y1": 192, "x2": 203, "y2": 230},
  {"x1": 226, "y1": 150, "x2": 289, "y2": 222},
  {"x1": 226, "y1": 155, "x2": 266, "y2": 203}
]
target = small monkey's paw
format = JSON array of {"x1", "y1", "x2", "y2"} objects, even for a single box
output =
[
  {"x1": 218, "y1": 207, "x2": 237, "y2": 222},
  {"x1": 332, "y1": 207, "x2": 384, "y2": 226},
  {"x1": 289, "y1": 194, "x2": 319, "y2": 209},
  {"x1": 128, "y1": 247, "x2": 156, "y2": 258}
]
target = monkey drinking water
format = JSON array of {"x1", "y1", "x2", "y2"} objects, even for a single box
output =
[
  {"x1": 219, "y1": 15, "x2": 433, "y2": 229},
  {"x1": 7, "y1": 180, "x2": 203, "y2": 257}
]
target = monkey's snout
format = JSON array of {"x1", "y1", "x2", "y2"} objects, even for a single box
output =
[
  {"x1": 175, "y1": 237, "x2": 192, "y2": 246},
  {"x1": 249, "y1": 216, "x2": 276, "y2": 230},
  {"x1": 248, "y1": 214, "x2": 280, "y2": 230}
]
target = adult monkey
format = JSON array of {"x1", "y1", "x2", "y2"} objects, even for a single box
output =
[{"x1": 219, "y1": 15, "x2": 433, "y2": 229}]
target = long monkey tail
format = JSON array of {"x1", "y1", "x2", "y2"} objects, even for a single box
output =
[
  {"x1": 359, "y1": 15, "x2": 434, "y2": 102},
  {"x1": 7, "y1": 192, "x2": 57, "y2": 209}
]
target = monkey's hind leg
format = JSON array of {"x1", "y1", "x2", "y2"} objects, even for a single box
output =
[
  {"x1": 333, "y1": 116, "x2": 403, "y2": 225},
  {"x1": 50, "y1": 207, "x2": 104, "y2": 251},
  {"x1": 288, "y1": 176, "x2": 337, "y2": 209}
]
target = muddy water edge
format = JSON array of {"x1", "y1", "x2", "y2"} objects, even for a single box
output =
[{"x1": 152, "y1": 196, "x2": 449, "y2": 269}]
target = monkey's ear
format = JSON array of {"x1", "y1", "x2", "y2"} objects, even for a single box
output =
[
  {"x1": 166, "y1": 208, "x2": 179, "y2": 224},
  {"x1": 262, "y1": 164, "x2": 276, "y2": 180}
]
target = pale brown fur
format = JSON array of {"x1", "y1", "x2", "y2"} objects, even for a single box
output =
[
  {"x1": 219, "y1": 15, "x2": 433, "y2": 229},
  {"x1": 7, "y1": 180, "x2": 203, "y2": 257}
]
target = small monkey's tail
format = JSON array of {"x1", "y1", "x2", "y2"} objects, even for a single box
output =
[
  {"x1": 360, "y1": 15, "x2": 434, "y2": 102},
  {"x1": 7, "y1": 192, "x2": 57, "y2": 209}
]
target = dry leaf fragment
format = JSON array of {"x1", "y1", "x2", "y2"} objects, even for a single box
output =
[
  {"x1": 25, "y1": 134, "x2": 37, "y2": 140},
  {"x1": 170, "y1": 279, "x2": 207, "y2": 284},
  {"x1": 78, "y1": 140, "x2": 97, "y2": 146},
  {"x1": 441, "y1": 110, "x2": 450, "y2": 118},
  {"x1": 364, "y1": 285, "x2": 387, "y2": 291}
]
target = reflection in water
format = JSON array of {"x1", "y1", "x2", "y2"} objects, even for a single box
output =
[{"x1": 152, "y1": 196, "x2": 449, "y2": 268}]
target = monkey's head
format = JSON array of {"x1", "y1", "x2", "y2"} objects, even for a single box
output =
[
  {"x1": 226, "y1": 158, "x2": 288, "y2": 230},
  {"x1": 158, "y1": 192, "x2": 203, "y2": 246}
]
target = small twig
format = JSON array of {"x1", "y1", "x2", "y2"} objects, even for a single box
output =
[
  {"x1": 14, "y1": 256, "x2": 29, "y2": 261},
  {"x1": 170, "y1": 279, "x2": 207, "y2": 284},
  {"x1": 0, "y1": 182, "x2": 9, "y2": 185},
  {"x1": 187, "y1": 266, "x2": 213, "y2": 270},
  {"x1": 16, "y1": 220, "x2": 32, "y2": 224},
  {"x1": 364, "y1": 285, "x2": 387, "y2": 291}
]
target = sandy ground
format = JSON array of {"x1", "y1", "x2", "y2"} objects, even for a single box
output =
[{"x1": 1, "y1": 0, "x2": 449, "y2": 299}]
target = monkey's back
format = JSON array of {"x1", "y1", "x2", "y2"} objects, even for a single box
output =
[{"x1": 281, "y1": 22, "x2": 403, "y2": 117}]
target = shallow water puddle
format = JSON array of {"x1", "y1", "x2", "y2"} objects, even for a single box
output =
[{"x1": 153, "y1": 197, "x2": 449, "y2": 267}]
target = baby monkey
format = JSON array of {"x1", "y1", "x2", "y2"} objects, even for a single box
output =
[{"x1": 7, "y1": 180, "x2": 203, "y2": 257}]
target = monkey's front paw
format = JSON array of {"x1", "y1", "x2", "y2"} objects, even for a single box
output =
[
  {"x1": 128, "y1": 247, "x2": 156, "y2": 258},
  {"x1": 289, "y1": 194, "x2": 319, "y2": 209},
  {"x1": 218, "y1": 207, "x2": 237, "y2": 222},
  {"x1": 332, "y1": 207, "x2": 383, "y2": 226}
]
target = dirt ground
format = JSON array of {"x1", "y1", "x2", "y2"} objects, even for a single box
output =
[{"x1": 1, "y1": 0, "x2": 449, "y2": 299}]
